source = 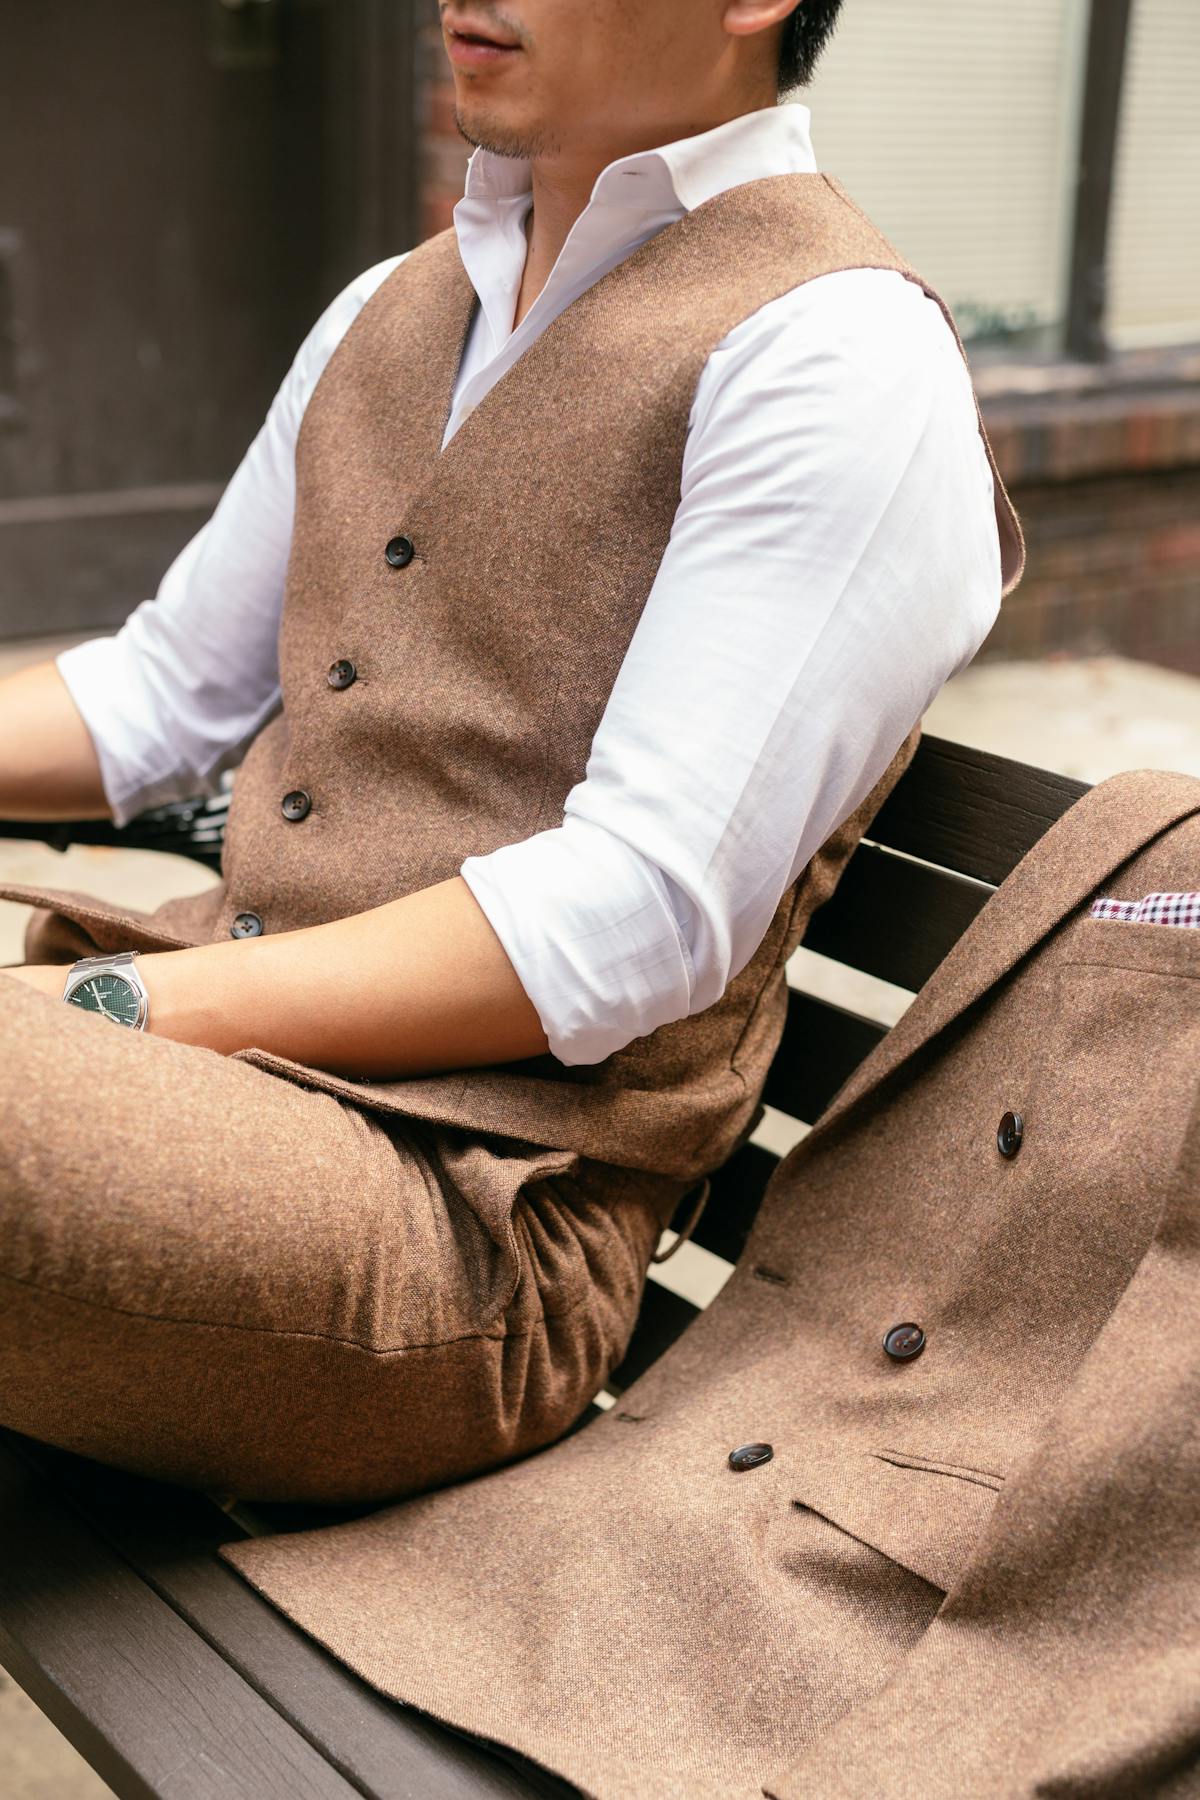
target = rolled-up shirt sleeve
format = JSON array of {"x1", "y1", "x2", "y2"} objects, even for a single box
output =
[
  {"x1": 55, "y1": 253, "x2": 408, "y2": 828},
  {"x1": 461, "y1": 267, "x2": 1003, "y2": 1067}
]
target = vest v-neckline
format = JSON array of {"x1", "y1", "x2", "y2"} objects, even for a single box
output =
[
  {"x1": 423, "y1": 170, "x2": 828, "y2": 476},
  {"x1": 431, "y1": 281, "x2": 484, "y2": 466}
]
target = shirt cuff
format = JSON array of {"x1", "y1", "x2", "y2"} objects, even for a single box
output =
[
  {"x1": 55, "y1": 634, "x2": 223, "y2": 829},
  {"x1": 460, "y1": 816, "x2": 697, "y2": 1067}
]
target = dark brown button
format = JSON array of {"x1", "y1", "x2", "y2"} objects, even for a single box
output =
[
  {"x1": 327, "y1": 659, "x2": 357, "y2": 690},
  {"x1": 230, "y1": 911, "x2": 264, "y2": 939},
  {"x1": 884, "y1": 1323, "x2": 926, "y2": 1361},
  {"x1": 728, "y1": 1442, "x2": 773, "y2": 1472},
  {"x1": 384, "y1": 535, "x2": 414, "y2": 568},
  {"x1": 997, "y1": 1110, "x2": 1024, "y2": 1158},
  {"x1": 281, "y1": 789, "x2": 312, "y2": 822}
]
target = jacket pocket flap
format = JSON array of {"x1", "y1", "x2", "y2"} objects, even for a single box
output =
[
  {"x1": 793, "y1": 1448, "x2": 1004, "y2": 1594},
  {"x1": 0, "y1": 883, "x2": 196, "y2": 953}
]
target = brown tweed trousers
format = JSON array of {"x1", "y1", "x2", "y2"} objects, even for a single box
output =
[
  {"x1": 223, "y1": 768, "x2": 1200, "y2": 1799},
  {"x1": 1, "y1": 178, "x2": 1022, "y2": 1508}
]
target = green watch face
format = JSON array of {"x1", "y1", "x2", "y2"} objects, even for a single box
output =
[{"x1": 67, "y1": 972, "x2": 141, "y2": 1027}]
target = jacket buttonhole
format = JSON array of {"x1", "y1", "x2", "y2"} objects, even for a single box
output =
[
  {"x1": 615, "y1": 1411, "x2": 647, "y2": 1424},
  {"x1": 752, "y1": 1265, "x2": 790, "y2": 1287}
]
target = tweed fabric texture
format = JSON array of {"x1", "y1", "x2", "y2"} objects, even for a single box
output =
[
  {"x1": 4, "y1": 172, "x2": 1024, "y2": 1191},
  {"x1": 0, "y1": 968, "x2": 693, "y2": 1501},
  {"x1": 221, "y1": 769, "x2": 1200, "y2": 1798},
  {"x1": 770, "y1": 1083, "x2": 1200, "y2": 1797}
]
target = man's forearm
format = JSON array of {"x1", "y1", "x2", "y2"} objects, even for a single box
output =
[
  {"x1": 0, "y1": 661, "x2": 112, "y2": 820},
  {"x1": 8, "y1": 875, "x2": 551, "y2": 1075}
]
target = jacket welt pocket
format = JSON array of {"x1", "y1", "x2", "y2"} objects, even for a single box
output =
[
  {"x1": 790, "y1": 1448, "x2": 1005, "y2": 1594},
  {"x1": 1058, "y1": 915, "x2": 1200, "y2": 979}
]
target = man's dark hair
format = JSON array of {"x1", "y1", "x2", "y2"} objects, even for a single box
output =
[{"x1": 776, "y1": 1, "x2": 844, "y2": 93}]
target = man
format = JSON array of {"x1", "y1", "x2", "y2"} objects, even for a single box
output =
[{"x1": 0, "y1": 0, "x2": 1021, "y2": 1504}]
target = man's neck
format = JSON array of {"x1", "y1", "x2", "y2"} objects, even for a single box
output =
[
  {"x1": 510, "y1": 97, "x2": 774, "y2": 333},
  {"x1": 512, "y1": 202, "x2": 541, "y2": 331},
  {"x1": 512, "y1": 155, "x2": 591, "y2": 330}
]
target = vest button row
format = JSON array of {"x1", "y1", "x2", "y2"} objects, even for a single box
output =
[
  {"x1": 384, "y1": 534, "x2": 415, "y2": 568},
  {"x1": 997, "y1": 1109, "x2": 1024, "y2": 1158},
  {"x1": 281, "y1": 789, "x2": 312, "y2": 822},
  {"x1": 230, "y1": 911, "x2": 264, "y2": 939},
  {"x1": 327, "y1": 659, "x2": 357, "y2": 690}
]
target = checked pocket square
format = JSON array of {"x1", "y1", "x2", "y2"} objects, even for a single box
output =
[{"x1": 1090, "y1": 891, "x2": 1200, "y2": 928}]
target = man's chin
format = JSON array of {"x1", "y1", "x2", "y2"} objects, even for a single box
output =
[{"x1": 454, "y1": 106, "x2": 556, "y2": 163}]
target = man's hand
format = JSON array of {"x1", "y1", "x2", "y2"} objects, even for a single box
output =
[{"x1": 1, "y1": 876, "x2": 553, "y2": 1079}]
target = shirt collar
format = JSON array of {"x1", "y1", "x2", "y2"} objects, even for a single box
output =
[
  {"x1": 448, "y1": 101, "x2": 817, "y2": 376},
  {"x1": 460, "y1": 100, "x2": 817, "y2": 214}
]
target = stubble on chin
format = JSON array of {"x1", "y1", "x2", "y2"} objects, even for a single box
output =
[{"x1": 453, "y1": 104, "x2": 561, "y2": 164}]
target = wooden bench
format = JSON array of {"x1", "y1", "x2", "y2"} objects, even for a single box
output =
[{"x1": 0, "y1": 735, "x2": 1088, "y2": 1798}]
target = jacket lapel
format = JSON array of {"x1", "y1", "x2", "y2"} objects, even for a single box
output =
[{"x1": 804, "y1": 768, "x2": 1200, "y2": 1146}]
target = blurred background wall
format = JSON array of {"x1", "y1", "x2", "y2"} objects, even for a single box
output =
[
  {"x1": 0, "y1": 0, "x2": 1197, "y2": 666},
  {"x1": 0, "y1": 0, "x2": 419, "y2": 639}
]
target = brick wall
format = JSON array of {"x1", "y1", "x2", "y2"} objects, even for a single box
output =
[
  {"x1": 417, "y1": 20, "x2": 471, "y2": 241},
  {"x1": 978, "y1": 352, "x2": 1200, "y2": 675},
  {"x1": 981, "y1": 468, "x2": 1200, "y2": 674},
  {"x1": 415, "y1": 60, "x2": 1200, "y2": 676}
]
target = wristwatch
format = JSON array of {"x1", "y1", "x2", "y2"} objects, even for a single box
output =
[{"x1": 62, "y1": 950, "x2": 150, "y2": 1031}]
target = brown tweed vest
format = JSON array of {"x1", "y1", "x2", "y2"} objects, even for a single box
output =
[{"x1": 24, "y1": 173, "x2": 1026, "y2": 1181}]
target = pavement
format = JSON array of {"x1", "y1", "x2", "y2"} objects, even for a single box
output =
[
  {"x1": 923, "y1": 651, "x2": 1200, "y2": 783},
  {"x1": 0, "y1": 1678, "x2": 112, "y2": 1800},
  {"x1": 2, "y1": 631, "x2": 1199, "y2": 1795}
]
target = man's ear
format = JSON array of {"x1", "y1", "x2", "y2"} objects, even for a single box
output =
[{"x1": 720, "y1": 0, "x2": 803, "y2": 45}]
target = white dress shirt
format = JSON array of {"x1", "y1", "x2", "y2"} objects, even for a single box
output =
[{"x1": 57, "y1": 101, "x2": 1003, "y2": 1067}]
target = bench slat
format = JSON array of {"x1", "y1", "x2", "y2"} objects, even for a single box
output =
[
  {"x1": 671, "y1": 992, "x2": 888, "y2": 1264},
  {"x1": 0, "y1": 1431, "x2": 576, "y2": 1800},
  {"x1": 762, "y1": 989, "x2": 890, "y2": 1124},
  {"x1": 0, "y1": 1435, "x2": 363, "y2": 1800},
  {"x1": 0, "y1": 795, "x2": 229, "y2": 870},
  {"x1": 607, "y1": 1283, "x2": 702, "y2": 1396},
  {"x1": 677, "y1": 1140, "x2": 777, "y2": 1264},
  {"x1": 803, "y1": 843, "x2": 994, "y2": 991},
  {"x1": 868, "y1": 734, "x2": 1089, "y2": 885}
]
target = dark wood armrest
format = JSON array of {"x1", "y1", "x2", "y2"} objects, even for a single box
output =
[
  {"x1": 0, "y1": 1429, "x2": 577, "y2": 1799},
  {"x1": 0, "y1": 793, "x2": 228, "y2": 871}
]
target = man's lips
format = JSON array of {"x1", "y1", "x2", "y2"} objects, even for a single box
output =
[
  {"x1": 440, "y1": 12, "x2": 518, "y2": 62},
  {"x1": 447, "y1": 31, "x2": 522, "y2": 67}
]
